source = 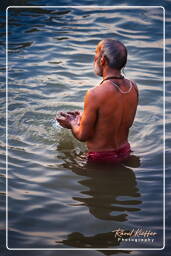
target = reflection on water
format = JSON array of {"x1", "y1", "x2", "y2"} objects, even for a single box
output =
[
  {"x1": 57, "y1": 147, "x2": 142, "y2": 248},
  {"x1": 0, "y1": 5, "x2": 164, "y2": 250},
  {"x1": 61, "y1": 151, "x2": 141, "y2": 222},
  {"x1": 61, "y1": 231, "x2": 122, "y2": 248},
  {"x1": 72, "y1": 165, "x2": 141, "y2": 222}
]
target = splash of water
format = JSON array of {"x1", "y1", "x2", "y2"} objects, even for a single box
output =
[{"x1": 51, "y1": 119, "x2": 61, "y2": 130}]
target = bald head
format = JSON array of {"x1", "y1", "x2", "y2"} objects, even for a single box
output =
[{"x1": 98, "y1": 39, "x2": 127, "y2": 70}]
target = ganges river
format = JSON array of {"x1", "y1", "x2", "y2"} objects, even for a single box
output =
[{"x1": 0, "y1": 2, "x2": 171, "y2": 256}]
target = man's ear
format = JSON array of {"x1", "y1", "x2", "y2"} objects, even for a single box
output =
[{"x1": 100, "y1": 55, "x2": 106, "y2": 65}]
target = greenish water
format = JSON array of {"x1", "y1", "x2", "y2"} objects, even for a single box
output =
[{"x1": 0, "y1": 3, "x2": 170, "y2": 256}]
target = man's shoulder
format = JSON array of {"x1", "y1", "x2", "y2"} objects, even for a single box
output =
[
  {"x1": 86, "y1": 86, "x2": 102, "y2": 97},
  {"x1": 88, "y1": 86, "x2": 105, "y2": 101},
  {"x1": 85, "y1": 86, "x2": 105, "y2": 107},
  {"x1": 86, "y1": 87, "x2": 96, "y2": 98},
  {"x1": 84, "y1": 88, "x2": 98, "y2": 104},
  {"x1": 130, "y1": 80, "x2": 139, "y2": 97}
]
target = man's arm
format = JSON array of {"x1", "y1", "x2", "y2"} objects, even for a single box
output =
[{"x1": 71, "y1": 89, "x2": 98, "y2": 142}]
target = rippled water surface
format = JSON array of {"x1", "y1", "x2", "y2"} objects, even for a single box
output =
[{"x1": 1, "y1": 4, "x2": 169, "y2": 254}]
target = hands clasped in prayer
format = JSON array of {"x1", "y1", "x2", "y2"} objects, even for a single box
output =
[{"x1": 56, "y1": 111, "x2": 81, "y2": 129}]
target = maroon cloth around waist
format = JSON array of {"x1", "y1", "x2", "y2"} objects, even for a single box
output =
[{"x1": 87, "y1": 143, "x2": 131, "y2": 163}]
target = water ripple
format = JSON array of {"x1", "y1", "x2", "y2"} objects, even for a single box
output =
[{"x1": 2, "y1": 6, "x2": 166, "y2": 250}]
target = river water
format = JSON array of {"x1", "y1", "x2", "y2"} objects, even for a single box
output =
[{"x1": 0, "y1": 2, "x2": 171, "y2": 256}]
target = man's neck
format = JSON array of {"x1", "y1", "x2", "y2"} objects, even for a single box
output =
[{"x1": 102, "y1": 68, "x2": 122, "y2": 80}]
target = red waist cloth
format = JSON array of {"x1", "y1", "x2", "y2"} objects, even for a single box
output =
[{"x1": 87, "y1": 143, "x2": 131, "y2": 163}]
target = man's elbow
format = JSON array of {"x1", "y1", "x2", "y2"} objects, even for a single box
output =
[
  {"x1": 71, "y1": 129, "x2": 88, "y2": 142},
  {"x1": 78, "y1": 132, "x2": 93, "y2": 142},
  {"x1": 78, "y1": 134, "x2": 89, "y2": 142}
]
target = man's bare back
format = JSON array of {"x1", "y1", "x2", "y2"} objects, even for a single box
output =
[{"x1": 86, "y1": 78, "x2": 138, "y2": 151}]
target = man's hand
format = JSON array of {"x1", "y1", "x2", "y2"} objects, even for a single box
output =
[
  {"x1": 56, "y1": 111, "x2": 81, "y2": 129},
  {"x1": 66, "y1": 110, "x2": 81, "y2": 117},
  {"x1": 56, "y1": 89, "x2": 97, "y2": 142}
]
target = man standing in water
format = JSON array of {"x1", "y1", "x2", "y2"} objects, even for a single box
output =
[{"x1": 56, "y1": 39, "x2": 138, "y2": 163}]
